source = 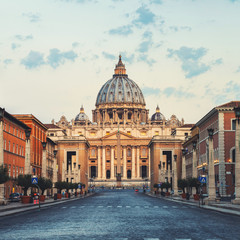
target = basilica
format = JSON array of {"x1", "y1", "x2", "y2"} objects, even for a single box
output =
[{"x1": 47, "y1": 56, "x2": 192, "y2": 188}]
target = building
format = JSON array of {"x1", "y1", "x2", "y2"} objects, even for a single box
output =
[
  {"x1": 13, "y1": 114, "x2": 48, "y2": 177},
  {"x1": 47, "y1": 56, "x2": 193, "y2": 188},
  {"x1": 0, "y1": 107, "x2": 30, "y2": 200}
]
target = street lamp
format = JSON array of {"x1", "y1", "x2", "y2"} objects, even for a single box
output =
[
  {"x1": 174, "y1": 154, "x2": 177, "y2": 162},
  {"x1": 193, "y1": 141, "x2": 197, "y2": 150},
  {"x1": 207, "y1": 128, "x2": 214, "y2": 139},
  {"x1": 234, "y1": 107, "x2": 240, "y2": 124},
  {"x1": 173, "y1": 154, "x2": 178, "y2": 196},
  {"x1": 41, "y1": 142, "x2": 47, "y2": 149}
]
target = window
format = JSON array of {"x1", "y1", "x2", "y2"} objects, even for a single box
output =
[
  {"x1": 127, "y1": 148, "x2": 131, "y2": 157},
  {"x1": 16, "y1": 144, "x2": 18, "y2": 154},
  {"x1": 155, "y1": 131, "x2": 159, "y2": 135},
  {"x1": 127, "y1": 131, "x2": 131, "y2": 135},
  {"x1": 13, "y1": 143, "x2": 15, "y2": 153},
  {"x1": 4, "y1": 140, "x2": 6, "y2": 150},
  {"x1": 232, "y1": 119, "x2": 236, "y2": 130},
  {"x1": 8, "y1": 141, "x2": 10, "y2": 151},
  {"x1": 22, "y1": 147, "x2": 24, "y2": 156},
  {"x1": 106, "y1": 170, "x2": 110, "y2": 179},
  {"x1": 16, "y1": 129, "x2": 18, "y2": 137},
  {"x1": 127, "y1": 170, "x2": 131, "y2": 179},
  {"x1": 8, "y1": 165, "x2": 11, "y2": 176}
]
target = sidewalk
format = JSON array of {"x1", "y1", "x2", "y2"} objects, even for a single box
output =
[
  {"x1": 0, "y1": 193, "x2": 94, "y2": 217},
  {"x1": 146, "y1": 192, "x2": 240, "y2": 217}
]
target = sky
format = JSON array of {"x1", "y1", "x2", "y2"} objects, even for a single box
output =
[{"x1": 1, "y1": 0, "x2": 240, "y2": 125}]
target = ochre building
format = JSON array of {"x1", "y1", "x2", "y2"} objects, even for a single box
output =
[{"x1": 47, "y1": 56, "x2": 192, "y2": 188}]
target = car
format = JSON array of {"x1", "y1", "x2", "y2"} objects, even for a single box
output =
[
  {"x1": 9, "y1": 193, "x2": 21, "y2": 202},
  {"x1": 135, "y1": 189, "x2": 139, "y2": 192}
]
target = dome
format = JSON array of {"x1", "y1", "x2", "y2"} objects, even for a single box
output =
[
  {"x1": 75, "y1": 106, "x2": 89, "y2": 121},
  {"x1": 96, "y1": 55, "x2": 145, "y2": 106},
  {"x1": 151, "y1": 105, "x2": 165, "y2": 121}
]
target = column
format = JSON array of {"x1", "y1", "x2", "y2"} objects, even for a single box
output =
[
  {"x1": 233, "y1": 117, "x2": 240, "y2": 204},
  {"x1": 132, "y1": 147, "x2": 135, "y2": 178},
  {"x1": 97, "y1": 147, "x2": 102, "y2": 179},
  {"x1": 137, "y1": 147, "x2": 140, "y2": 179},
  {"x1": 111, "y1": 146, "x2": 115, "y2": 179},
  {"x1": 207, "y1": 132, "x2": 216, "y2": 202},
  {"x1": 24, "y1": 130, "x2": 31, "y2": 175},
  {"x1": 41, "y1": 142, "x2": 47, "y2": 178},
  {"x1": 123, "y1": 147, "x2": 127, "y2": 179},
  {"x1": 182, "y1": 151, "x2": 186, "y2": 179},
  {"x1": 53, "y1": 150, "x2": 58, "y2": 194},
  {"x1": 102, "y1": 147, "x2": 106, "y2": 179},
  {"x1": 192, "y1": 148, "x2": 197, "y2": 178},
  {"x1": 173, "y1": 155, "x2": 178, "y2": 197}
]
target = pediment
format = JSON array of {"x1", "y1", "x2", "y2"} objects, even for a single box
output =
[{"x1": 101, "y1": 131, "x2": 136, "y2": 140}]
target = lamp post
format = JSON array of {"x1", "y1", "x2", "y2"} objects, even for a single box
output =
[
  {"x1": 233, "y1": 107, "x2": 240, "y2": 204},
  {"x1": 53, "y1": 150, "x2": 58, "y2": 195},
  {"x1": 173, "y1": 154, "x2": 178, "y2": 196},
  {"x1": 206, "y1": 128, "x2": 216, "y2": 204}
]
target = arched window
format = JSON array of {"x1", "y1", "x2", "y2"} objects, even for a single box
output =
[{"x1": 127, "y1": 170, "x2": 131, "y2": 179}]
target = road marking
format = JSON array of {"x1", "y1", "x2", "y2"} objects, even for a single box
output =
[
  {"x1": 153, "y1": 206, "x2": 159, "y2": 208},
  {"x1": 172, "y1": 206, "x2": 178, "y2": 208},
  {"x1": 163, "y1": 206, "x2": 168, "y2": 208},
  {"x1": 117, "y1": 206, "x2": 122, "y2": 208},
  {"x1": 126, "y1": 206, "x2": 131, "y2": 208},
  {"x1": 144, "y1": 206, "x2": 149, "y2": 208},
  {"x1": 176, "y1": 239, "x2": 191, "y2": 240},
  {"x1": 144, "y1": 238, "x2": 159, "y2": 240},
  {"x1": 97, "y1": 206, "x2": 103, "y2": 208},
  {"x1": 79, "y1": 206, "x2": 84, "y2": 208},
  {"x1": 135, "y1": 206, "x2": 140, "y2": 208},
  {"x1": 71, "y1": 206, "x2": 76, "y2": 208},
  {"x1": 107, "y1": 206, "x2": 112, "y2": 208},
  {"x1": 62, "y1": 206, "x2": 67, "y2": 209}
]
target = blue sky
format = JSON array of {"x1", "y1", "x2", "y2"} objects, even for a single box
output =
[{"x1": 1, "y1": 0, "x2": 240, "y2": 124}]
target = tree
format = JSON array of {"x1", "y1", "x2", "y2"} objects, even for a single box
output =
[
  {"x1": 0, "y1": 165, "x2": 9, "y2": 184},
  {"x1": 55, "y1": 181, "x2": 66, "y2": 194},
  {"x1": 188, "y1": 177, "x2": 201, "y2": 194},
  {"x1": 178, "y1": 179, "x2": 188, "y2": 193},
  {"x1": 37, "y1": 177, "x2": 53, "y2": 195},
  {"x1": 17, "y1": 174, "x2": 32, "y2": 196}
]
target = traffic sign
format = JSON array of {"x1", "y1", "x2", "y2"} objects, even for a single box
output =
[
  {"x1": 199, "y1": 176, "x2": 207, "y2": 184},
  {"x1": 32, "y1": 177, "x2": 38, "y2": 184}
]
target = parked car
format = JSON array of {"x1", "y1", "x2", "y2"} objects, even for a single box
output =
[{"x1": 9, "y1": 193, "x2": 21, "y2": 202}]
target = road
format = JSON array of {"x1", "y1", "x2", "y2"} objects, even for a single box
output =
[{"x1": 0, "y1": 189, "x2": 240, "y2": 240}]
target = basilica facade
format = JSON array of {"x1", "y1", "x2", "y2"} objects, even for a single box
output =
[{"x1": 47, "y1": 56, "x2": 192, "y2": 188}]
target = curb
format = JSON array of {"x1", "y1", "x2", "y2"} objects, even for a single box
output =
[
  {"x1": 0, "y1": 193, "x2": 95, "y2": 217},
  {"x1": 145, "y1": 193, "x2": 240, "y2": 217}
]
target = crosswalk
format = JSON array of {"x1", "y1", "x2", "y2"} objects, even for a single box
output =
[
  {"x1": 60, "y1": 205, "x2": 196, "y2": 210},
  {"x1": 71, "y1": 238, "x2": 222, "y2": 240}
]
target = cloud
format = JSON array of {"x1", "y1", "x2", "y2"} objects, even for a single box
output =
[
  {"x1": 11, "y1": 43, "x2": 21, "y2": 50},
  {"x1": 138, "y1": 31, "x2": 153, "y2": 53},
  {"x1": 133, "y1": 6, "x2": 156, "y2": 26},
  {"x1": 3, "y1": 59, "x2": 13, "y2": 65},
  {"x1": 102, "y1": 51, "x2": 115, "y2": 60},
  {"x1": 142, "y1": 86, "x2": 161, "y2": 96},
  {"x1": 21, "y1": 51, "x2": 45, "y2": 69},
  {"x1": 150, "y1": 0, "x2": 163, "y2": 4},
  {"x1": 169, "y1": 26, "x2": 192, "y2": 32},
  {"x1": 167, "y1": 46, "x2": 212, "y2": 78},
  {"x1": 47, "y1": 48, "x2": 78, "y2": 68},
  {"x1": 237, "y1": 66, "x2": 240, "y2": 72},
  {"x1": 138, "y1": 54, "x2": 156, "y2": 66},
  {"x1": 212, "y1": 58, "x2": 223, "y2": 65},
  {"x1": 22, "y1": 13, "x2": 41, "y2": 23},
  {"x1": 121, "y1": 53, "x2": 134, "y2": 64},
  {"x1": 58, "y1": 0, "x2": 98, "y2": 3},
  {"x1": 108, "y1": 25, "x2": 133, "y2": 36},
  {"x1": 72, "y1": 42, "x2": 79, "y2": 48},
  {"x1": 163, "y1": 87, "x2": 195, "y2": 98},
  {"x1": 15, "y1": 35, "x2": 33, "y2": 41}
]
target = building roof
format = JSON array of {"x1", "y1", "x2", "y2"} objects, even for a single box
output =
[
  {"x1": 216, "y1": 101, "x2": 240, "y2": 109},
  {"x1": 44, "y1": 124, "x2": 61, "y2": 129},
  {"x1": 0, "y1": 107, "x2": 30, "y2": 130},
  {"x1": 95, "y1": 56, "x2": 145, "y2": 106},
  {"x1": 179, "y1": 124, "x2": 195, "y2": 128}
]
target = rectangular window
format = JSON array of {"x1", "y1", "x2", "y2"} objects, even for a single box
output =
[
  {"x1": 16, "y1": 129, "x2": 18, "y2": 137},
  {"x1": 13, "y1": 143, "x2": 15, "y2": 153},
  {"x1": 9, "y1": 141, "x2": 10, "y2": 151},
  {"x1": 13, "y1": 127, "x2": 15, "y2": 135},
  {"x1": 8, "y1": 165, "x2": 11, "y2": 176},
  {"x1": 232, "y1": 119, "x2": 236, "y2": 130},
  {"x1": 16, "y1": 144, "x2": 18, "y2": 154},
  {"x1": 4, "y1": 140, "x2": 6, "y2": 150}
]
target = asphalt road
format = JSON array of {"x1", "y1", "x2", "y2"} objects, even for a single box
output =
[{"x1": 0, "y1": 189, "x2": 240, "y2": 240}]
